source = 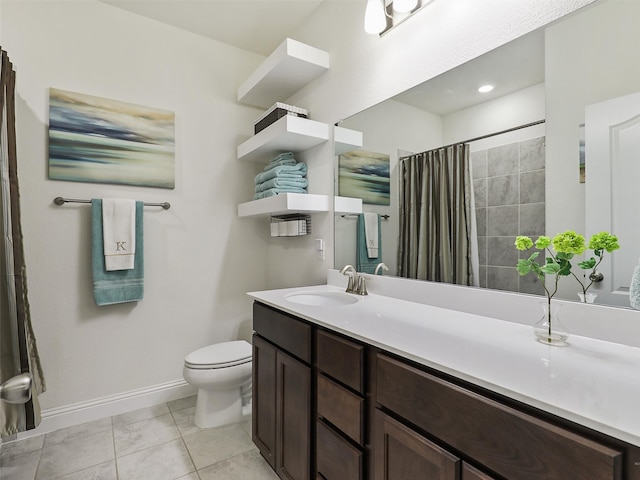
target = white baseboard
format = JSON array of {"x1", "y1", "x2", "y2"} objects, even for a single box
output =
[{"x1": 16, "y1": 379, "x2": 196, "y2": 440}]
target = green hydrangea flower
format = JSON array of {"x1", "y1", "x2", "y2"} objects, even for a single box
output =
[
  {"x1": 514, "y1": 236, "x2": 533, "y2": 251},
  {"x1": 588, "y1": 231, "x2": 620, "y2": 253},
  {"x1": 534, "y1": 236, "x2": 551, "y2": 250},
  {"x1": 515, "y1": 229, "x2": 620, "y2": 300},
  {"x1": 552, "y1": 230, "x2": 586, "y2": 255}
]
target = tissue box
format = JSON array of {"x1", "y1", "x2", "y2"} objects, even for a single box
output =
[{"x1": 254, "y1": 103, "x2": 308, "y2": 134}]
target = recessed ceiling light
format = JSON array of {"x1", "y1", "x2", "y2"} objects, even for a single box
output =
[{"x1": 478, "y1": 85, "x2": 494, "y2": 93}]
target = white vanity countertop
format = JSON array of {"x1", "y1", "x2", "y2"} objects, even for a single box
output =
[{"x1": 248, "y1": 284, "x2": 640, "y2": 447}]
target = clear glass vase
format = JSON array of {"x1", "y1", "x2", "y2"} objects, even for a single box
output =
[
  {"x1": 533, "y1": 302, "x2": 569, "y2": 346},
  {"x1": 577, "y1": 292, "x2": 598, "y2": 304}
]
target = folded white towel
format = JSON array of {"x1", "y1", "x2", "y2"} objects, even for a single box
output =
[
  {"x1": 364, "y1": 212, "x2": 378, "y2": 259},
  {"x1": 102, "y1": 198, "x2": 136, "y2": 271}
]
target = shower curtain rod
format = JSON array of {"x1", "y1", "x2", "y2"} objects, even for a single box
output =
[
  {"x1": 455, "y1": 119, "x2": 545, "y2": 147},
  {"x1": 53, "y1": 197, "x2": 171, "y2": 210},
  {"x1": 403, "y1": 119, "x2": 546, "y2": 158}
]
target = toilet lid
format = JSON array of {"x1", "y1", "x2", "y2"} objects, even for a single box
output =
[{"x1": 184, "y1": 340, "x2": 252, "y2": 369}]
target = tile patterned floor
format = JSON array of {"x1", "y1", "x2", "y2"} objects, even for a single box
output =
[{"x1": 0, "y1": 396, "x2": 278, "y2": 480}]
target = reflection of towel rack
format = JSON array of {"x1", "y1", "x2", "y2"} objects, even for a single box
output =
[
  {"x1": 54, "y1": 197, "x2": 171, "y2": 210},
  {"x1": 341, "y1": 213, "x2": 389, "y2": 220}
]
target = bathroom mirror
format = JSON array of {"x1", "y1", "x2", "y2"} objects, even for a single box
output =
[{"x1": 334, "y1": 0, "x2": 640, "y2": 308}]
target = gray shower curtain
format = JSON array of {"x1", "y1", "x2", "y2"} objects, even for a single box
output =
[
  {"x1": 1, "y1": 47, "x2": 45, "y2": 437},
  {"x1": 397, "y1": 143, "x2": 473, "y2": 285}
]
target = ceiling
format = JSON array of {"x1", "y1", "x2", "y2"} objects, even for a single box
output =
[{"x1": 100, "y1": 0, "x2": 327, "y2": 56}]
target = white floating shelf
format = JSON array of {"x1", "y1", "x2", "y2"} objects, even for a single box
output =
[
  {"x1": 334, "y1": 196, "x2": 363, "y2": 215},
  {"x1": 237, "y1": 38, "x2": 330, "y2": 109},
  {"x1": 238, "y1": 193, "x2": 330, "y2": 218},
  {"x1": 237, "y1": 115, "x2": 329, "y2": 163},
  {"x1": 334, "y1": 126, "x2": 363, "y2": 156}
]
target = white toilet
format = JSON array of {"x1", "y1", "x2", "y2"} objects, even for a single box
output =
[{"x1": 183, "y1": 340, "x2": 253, "y2": 429}]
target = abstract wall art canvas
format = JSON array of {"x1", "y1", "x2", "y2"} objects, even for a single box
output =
[
  {"x1": 48, "y1": 88, "x2": 175, "y2": 189},
  {"x1": 339, "y1": 149, "x2": 390, "y2": 205}
]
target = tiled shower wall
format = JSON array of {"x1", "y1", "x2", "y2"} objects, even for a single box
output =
[{"x1": 472, "y1": 137, "x2": 545, "y2": 295}]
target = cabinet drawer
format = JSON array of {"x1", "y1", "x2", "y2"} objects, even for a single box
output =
[
  {"x1": 316, "y1": 420, "x2": 362, "y2": 480},
  {"x1": 253, "y1": 302, "x2": 311, "y2": 363},
  {"x1": 376, "y1": 354, "x2": 623, "y2": 480},
  {"x1": 316, "y1": 329, "x2": 363, "y2": 393},
  {"x1": 317, "y1": 373, "x2": 364, "y2": 445}
]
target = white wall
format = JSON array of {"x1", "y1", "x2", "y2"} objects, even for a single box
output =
[{"x1": 1, "y1": 0, "x2": 269, "y2": 412}]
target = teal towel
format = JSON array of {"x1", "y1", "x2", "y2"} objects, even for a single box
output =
[
  {"x1": 264, "y1": 157, "x2": 297, "y2": 170},
  {"x1": 91, "y1": 199, "x2": 144, "y2": 306},
  {"x1": 356, "y1": 213, "x2": 382, "y2": 274},
  {"x1": 255, "y1": 176, "x2": 309, "y2": 192},
  {"x1": 268, "y1": 152, "x2": 294, "y2": 164},
  {"x1": 253, "y1": 187, "x2": 307, "y2": 200},
  {"x1": 255, "y1": 163, "x2": 307, "y2": 184}
]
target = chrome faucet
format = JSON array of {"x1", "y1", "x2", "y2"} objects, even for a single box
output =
[
  {"x1": 374, "y1": 262, "x2": 389, "y2": 275},
  {"x1": 339, "y1": 265, "x2": 369, "y2": 296},
  {"x1": 339, "y1": 265, "x2": 358, "y2": 294},
  {"x1": 356, "y1": 275, "x2": 368, "y2": 296}
]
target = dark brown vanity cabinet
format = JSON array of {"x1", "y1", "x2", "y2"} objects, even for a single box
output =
[
  {"x1": 375, "y1": 353, "x2": 629, "y2": 480},
  {"x1": 252, "y1": 303, "x2": 311, "y2": 480},
  {"x1": 253, "y1": 302, "x2": 640, "y2": 480}
]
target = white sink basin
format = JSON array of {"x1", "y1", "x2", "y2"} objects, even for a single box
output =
[{"x1": 284, "y1": 291, "x2": 359, "y2": 307}]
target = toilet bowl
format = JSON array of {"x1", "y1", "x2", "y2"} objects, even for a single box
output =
[{"x1": 183, "y1": 340, "x2": 252, "y2": 429}]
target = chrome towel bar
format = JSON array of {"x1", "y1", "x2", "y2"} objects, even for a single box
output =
[
  {"x1": 340, "y1": 213, "x2": 389, "y2": 220},
  {"x1": 54, "y1": 196, "x2": 171, "y2": 210}
]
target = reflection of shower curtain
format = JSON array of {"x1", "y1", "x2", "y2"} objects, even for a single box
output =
[
  {"x1": 1, "y1": 48, "x2": 45, "y2": 436},
  {"x1": 397, "y1": 143, "x2": 473, "y2": 285}
]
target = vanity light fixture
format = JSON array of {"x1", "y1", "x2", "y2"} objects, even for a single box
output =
[
  {"x1": 478, "y1": 84, "x2": 495, "y2": 93},
  {"x1": 393, "y1": 0, "x2": 418, "y2": 13},
  {"x1": 365, "y1": 0, "x2": 424, "y2": 35},
  {"x1": 364, "y1": 0, "x2": 387, "y2": 34}
]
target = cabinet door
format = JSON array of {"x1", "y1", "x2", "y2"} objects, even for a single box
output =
[
  {"x1": 374, "y1": 409, "x2": 460, "y2": 480},
  {"x1": 276, "y1": 349, "x2": 311, "y2": 480},
  {"x1": 462, "y1": 463, "x2": 497, "y2": 480},
  {"x1": 252, "y1": 334, "x2": 277, "y2": 469}
]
